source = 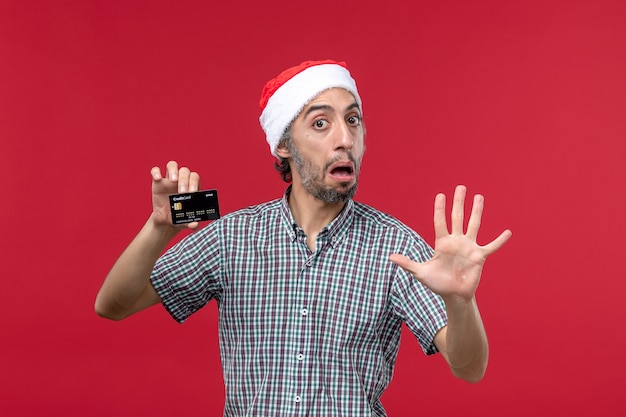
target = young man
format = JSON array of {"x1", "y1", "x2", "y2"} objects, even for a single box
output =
[{"x1": 95, "y1": 60, "x2": 511, "y2": 416}]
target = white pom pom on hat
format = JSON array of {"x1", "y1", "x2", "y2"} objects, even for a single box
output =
[{"x1": 259, "y1": 60, "x2": 362, "y2": 157}]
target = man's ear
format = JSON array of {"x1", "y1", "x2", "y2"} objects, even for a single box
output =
[{"x1": 275, "y1": 144, "x2": 291, "y2": 159}]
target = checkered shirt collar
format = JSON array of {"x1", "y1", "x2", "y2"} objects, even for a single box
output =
[{"x1": 279, "y1": 185, "x2": 354, "y2": 248}]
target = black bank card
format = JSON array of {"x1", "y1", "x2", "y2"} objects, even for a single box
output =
[{"x1": 169, "y1": 190, "x2": 220, "y2": 224}]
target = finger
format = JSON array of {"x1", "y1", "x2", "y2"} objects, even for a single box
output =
[
  {"x1": 178, "y1": 166, "x2": 191, "y2": 193},
  {"x1": 451, "y1": 185, "x2": 466, "y2": 235},
  {"x1": 482, "y1": 229, "x2": 513, "y2": 256},
  {"x1": 150, "y1": 166, "x2": 163, "y2": 181},
  {"x1": 166, "y1": 161, "x2": 179, "y2": 181},
  {"x1": 187, "y1": 221, "x2": 200, "y2": 231},
  {"x1": 466, "y1": 194, "x2": 484, "y2": 240},
  {"x1": 188, "y1": 171, "x2": 200, "y2": 192},
  {"x1": 433, "y1": 193, "x2": 448, "y2": 238}
]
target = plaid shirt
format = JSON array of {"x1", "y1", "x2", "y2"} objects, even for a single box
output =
[{"x1": 151, "y1": 188, "x2": 447, "y2": 417}]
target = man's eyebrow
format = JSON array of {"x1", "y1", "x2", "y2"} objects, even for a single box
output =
[
  {"x1": 302, "y1": 102, "x2": 361, "y2": 118},
  {"x1": 345, "y1": 102, "x2": 361, "y2": 113},
  {"x1": 303, "y1": 104, "x2": 333, "y2": 118}
]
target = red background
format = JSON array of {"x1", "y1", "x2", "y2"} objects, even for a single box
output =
[{"x1": 2, "y1": 0, "x2": 625, "y2": 415}]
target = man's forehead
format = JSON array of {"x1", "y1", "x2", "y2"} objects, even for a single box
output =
[{"x1": 301, "y1": 88, "x2": 360, "y2": 113}]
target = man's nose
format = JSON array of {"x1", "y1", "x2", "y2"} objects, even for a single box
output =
[{"x1": 334, "y1": 121, "x2": 354, "y2": 150}]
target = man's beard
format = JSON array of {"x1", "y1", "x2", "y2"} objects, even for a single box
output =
[{"x1": 289, "y1": 142, "x2": 360, "y2": 204}]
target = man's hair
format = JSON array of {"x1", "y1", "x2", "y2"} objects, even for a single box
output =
[{"x1": 274, "y1": 123, "x2": 293, "y2": 183}]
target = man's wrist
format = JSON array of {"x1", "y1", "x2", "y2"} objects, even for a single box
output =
[{"x1": 146, "y1": 213, "x2": 180, "y2": 243}]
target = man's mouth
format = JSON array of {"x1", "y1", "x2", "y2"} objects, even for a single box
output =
[{"x1": 328, "y1": 161, "x2": 356, "y2": 180}]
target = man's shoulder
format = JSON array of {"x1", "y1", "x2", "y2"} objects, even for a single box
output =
[
  {"x1": 352, "y1": 201, "x2": 424, "y2": 240},
  {"x1": 220, "y1": 198, "x2": 284, "y2": 222},
  {"x1": 352, "y1": 200, "x2": 408, "y2": 228},
  {"x1": 196, "y1": 198, "x2": 284, "y2": 239},
  {"x1": 352, "y1": 200, "x2": 432, "y2": 260}
]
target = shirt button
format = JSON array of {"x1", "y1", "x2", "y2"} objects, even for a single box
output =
[
  {"x1": 300, "y1": 308, "x2": 308, "y2": 316},
  {"x1": 296, "y1": 353, "x2": 304, "y2": 361},
  {"x1": 294, "y1": 395, "x2": 301, "y2": 403}
]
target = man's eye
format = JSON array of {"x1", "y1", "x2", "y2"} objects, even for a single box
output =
[
  {"x1": 314, "y1": 119, "x2": 328, "y2": 129},
  {"x1": 347, "y1": 116, "x2": 361, "y2": 126}
]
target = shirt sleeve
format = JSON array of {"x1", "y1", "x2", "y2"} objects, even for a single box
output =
[
  {"x1": 390, "y1": 238, "x2": 448, "y2": 355},
  {"x1": 150, "y1": 221, "x2": 223, "y2": 323}
]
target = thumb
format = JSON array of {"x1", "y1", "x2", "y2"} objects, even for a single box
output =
[
  {"x1": 389, "y1": 254, "x2": 422, "y2": 276},
  {"x1": 186, "y1": 221, "x2": 200, "y2": 231}
]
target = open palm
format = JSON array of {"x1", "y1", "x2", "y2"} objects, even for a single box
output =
[{"x1": 390, "y1": 185, "x2": 511, "y2": 303}]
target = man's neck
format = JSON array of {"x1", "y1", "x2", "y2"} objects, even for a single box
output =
[{"x1": 287, "y1": 183, "x2": 347, "y2": 251}]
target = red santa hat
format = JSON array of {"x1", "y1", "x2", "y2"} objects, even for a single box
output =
[{"x1": 259, "y1": 60, "x2": 362, "y2": 157}]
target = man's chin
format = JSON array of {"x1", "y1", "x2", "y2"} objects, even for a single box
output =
[{"x1": 314, "y1": 183, "x2": 358, "y2": 204}]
